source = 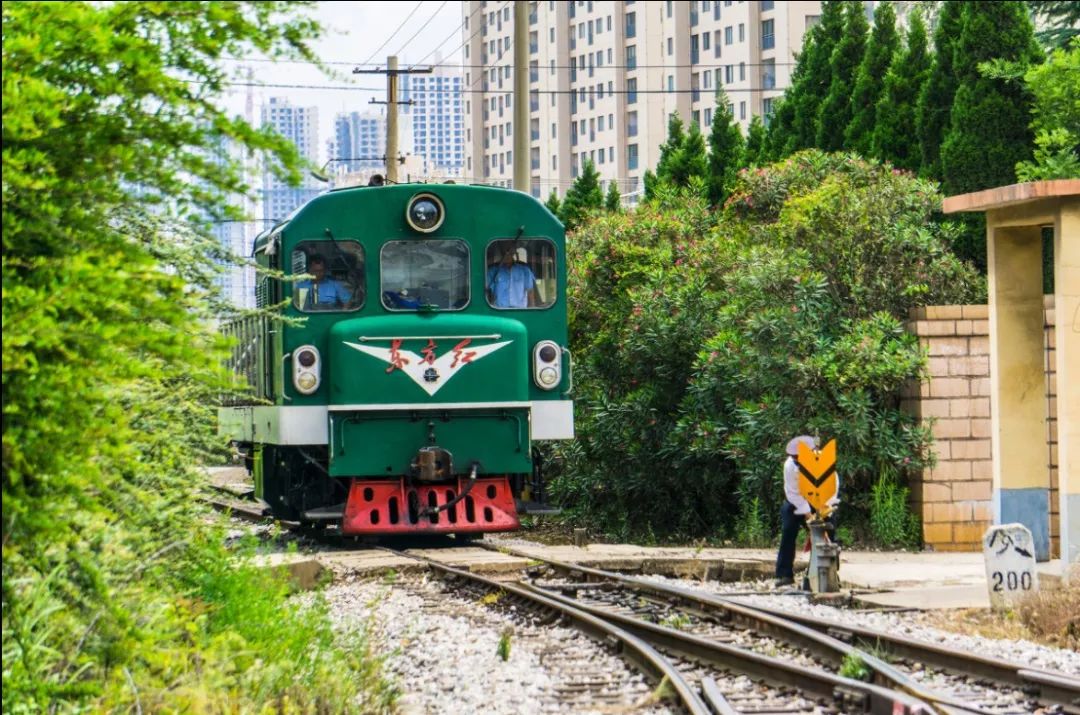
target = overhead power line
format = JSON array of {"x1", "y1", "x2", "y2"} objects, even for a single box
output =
[
  {"x1": 392, "y1": 0, "x2": 451, "y2": 59},
  {"x1": 358, "y1": 0, "x2": 425, "y2": 68},
  {"x1": 212, "y1": 80, "x2": 787, "y2": 95},
  {"x1": 409, "y1": 1, "x2": 485, "y2": 68}
]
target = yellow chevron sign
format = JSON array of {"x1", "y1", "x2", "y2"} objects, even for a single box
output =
[{"x1": 796, "y1": 439, "x2": 837, "y2": 515}]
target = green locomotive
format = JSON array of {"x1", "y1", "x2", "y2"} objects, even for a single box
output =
[{"x1": 219, "y1": 183, "x2": 572, "y2": 536}]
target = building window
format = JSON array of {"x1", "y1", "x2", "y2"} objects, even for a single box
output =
[
  {"x1": 724, "y1": 26, "x2": 733, "y2": 45},
  {"x1": 739, "y1": 101, "x2": 746, "y2": 120},
  {"x1": 703, "y1": 31, "x2": 711, "y2": 50},
  {"x1": 762, "y1": 97, "x2": 774, "y2": 123},
  {"x1": 703, "y1": 69, "x2": 712, "y2": 89},
  {"x1": 628, "y1": 143, "x2": 639, "y2": 170},
  {"x1": 761, "y1": 58, "x2": 776, "y2": 89},
  {"x1": 667, "y1": 37, "x2": 673, "y2": 55},
  {"x1": 760, "y1": 0, "x2": 774, "y2": 9},
  {"x1": 738, "y1": 23, "x2": 745, "y2": 42},
  {"x1": 667, "y1": 75, "x2": 674, "y2": 92},
  {"x1": 627, "y1": 77, "x2": 637, "y2": 104},
  {"x1": 761, "y1": 19, "x2": 774, "y2": 49},
  {"x1": 666, "y1": 0, "x2": 672, "y2": 17},
  {"x1": 739, "y1": 62, "x2": 745, "y2": 81},
  {"x1": 625, "y1": 12, "x2": 636, "y2": 38},
  {"x1": 725, "y1": 64, "x2": 733, "y2": 84},
  {"x1": 704, "y1": 107, "x2": 713, "y2": 126},
  {"x1": 628, "y1": 110, "x2": 638, "y2": 137}
]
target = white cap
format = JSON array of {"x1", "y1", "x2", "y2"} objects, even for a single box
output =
[{"x1": 786, "y1": 435, "x2": 817, "y2": 457}]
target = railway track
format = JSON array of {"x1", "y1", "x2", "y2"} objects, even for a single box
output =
[{"x1": 206, "y1": 495, "x2": 1080, "y2": 714}]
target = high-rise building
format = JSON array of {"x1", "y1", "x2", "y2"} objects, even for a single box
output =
[
  {"x1": 462, "y1": 0, "x2": 822, "y2": 202},
  {"x1": 261, "y1": 97, "x2": 321, "y2": 222},
  {"x1": 327, "y1": 109, "x2": 415, "y2": 179},
  {"x1": 402, "y1": 65, "x2": 466, "y2": 175}
]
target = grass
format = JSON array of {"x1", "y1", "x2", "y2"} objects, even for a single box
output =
[{"x1": 839, "y1": 652, "x2": 871, "y2": 681}]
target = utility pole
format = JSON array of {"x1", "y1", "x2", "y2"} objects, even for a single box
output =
[
  {"x1": 513, "y1": 1, "x2": 529, "y2": 194},
  {"x1": 354, "y1": 57, "x2": 432, "y2": 183}
]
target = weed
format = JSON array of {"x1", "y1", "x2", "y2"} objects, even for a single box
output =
[
  {"x1": 660, "y1": 613, "x2": 691, "y2": 630},
  {"x1": 497, "y1": 627, "x2": 513, "y2": 661},
  {"x1": 382, "y1": 568, "x2": 399, "y2": 585},
  {"x1": 840, "y1": 652, "x2": 871, "y2": 681},
  {"x1": 869, "y1": 469, "x2": 919, "y2": 548},
  {"x1": 480, "y1": 591, "x2": 504, "y2": 606},
  {"x1": 734, "y1": 497, "x2": 773, "y2": 548}
]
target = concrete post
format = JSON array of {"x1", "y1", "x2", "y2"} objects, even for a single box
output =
[
  {"x1": 987, "y1": 220, "x2": 1050, "y2": 561},
  {"x1": 1055, "y1": 202, "x2": 1080, "y2": 569}
]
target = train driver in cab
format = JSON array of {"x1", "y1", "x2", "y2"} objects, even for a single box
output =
[
  {"x1": 486, "y1": 241, "x2": 537, "y2": 309},
  {"x1": 297, "y1": 254, "x2": 351, "y2": 310}
]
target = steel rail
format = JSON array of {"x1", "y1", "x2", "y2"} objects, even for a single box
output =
[
  {"x1": 481, "y1": 543, "x2": 1007, "y2": 715},
  {"x1": 734, "y1": 601, "x2": 1080, "y2": 714},
  {"x1": 518, "y1": 580, "x2": 935, "y2": 715},
  {"x1": 374, "y1": 547, "x2": 711, "y2": 715}
]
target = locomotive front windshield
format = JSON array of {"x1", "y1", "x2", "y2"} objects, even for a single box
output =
[
  {"x1": 291, "y1": 240, "x2": 365, "y2": 312},
  {"x1": 381, "y1": 239, "x2": 470, "y2": 311}
]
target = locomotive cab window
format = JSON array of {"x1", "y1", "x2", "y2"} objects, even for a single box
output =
[
  {"x1": 485, "y1": 238, "x2": 557, "y2": 309},
  {"x1": 381, "y1": 239, "x2": 470, "y2": 311},
  {"x1": 291, "y1": 240, "x2": 365, "y2": 312}
]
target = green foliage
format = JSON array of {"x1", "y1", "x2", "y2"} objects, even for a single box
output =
[
  {"x1": 845, "y1": 2, "x2": 900, "y2": 155},
  {"x1": 840, "y1": 652, "x2": 872, "y2": 681},
  {"x1": 1002, "y1": 39, "x2": 1080, "y2": 181},
  {"x1": 707, "y1": 91, "x2": 745, "y2": 206},
  {"x1": 497, "y1": 627, "x2": 512, "y2": 662},
  {"x1": 560, "y1": 159, "x2": 604, "y2": 230},
  {"x1": 1028, "y1": 0, "x2": 1080, "y2": 50},
  {"x1": 916, "y1": 0, "x2": 964, "y2": 179},
  {"x1": 545, "y1": 188, "x2": 562, "y2": 218},
  {"x1": 941, "y1": 2, "x2": 1042, "y2": 273},
  {"x1": 869, "y1": 471, "x2": 921, "y2": 548},
  {"x1": 743, "y1": 115, "x2": 767, "y2": 168},
  {"x1": 647, "y1": 113, "x2": 709, "y2": 199},
  {"x1": 789, "y1": 1, "x2": 846, "y2": 154},
  {"x1": 734, "y1": 497, "x2": 773, "y2": 548},
  {"x1": 554, "y1": 152, "x2": 983, "y2": 544},
  {"x1": 872, "y1": 9, "x2": 932, "y2": 172},
  {"x1": 605, "y1": 181, "x2": 623, "y2": 213},
  {"x1": 817, "y1": 1, "x2": 869, "y2": 151},
  {"x1": 2, "y1": 2, "x2": 393, "y2": 711}
]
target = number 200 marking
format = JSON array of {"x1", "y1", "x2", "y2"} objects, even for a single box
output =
[{"x1": 991, "y1": 571, "x2": 1033, "y2": 591}]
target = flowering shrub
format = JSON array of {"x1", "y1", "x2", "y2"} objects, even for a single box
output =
[{"x1": 552, "y1": 152, "x2": 983, "y2": 545}]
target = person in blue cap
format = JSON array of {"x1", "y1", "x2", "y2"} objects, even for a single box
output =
[{"x1": 775, "y1": 435, "x2": 839, "y2": 587}]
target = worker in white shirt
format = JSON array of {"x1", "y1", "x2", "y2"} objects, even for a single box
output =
[{"x1": 775, "y1": 435, "x2": 840, "y2": 587}]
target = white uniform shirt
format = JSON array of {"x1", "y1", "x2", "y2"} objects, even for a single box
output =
[{"x1": 783, "y1": 456, "x2": 840, "y2": 515}]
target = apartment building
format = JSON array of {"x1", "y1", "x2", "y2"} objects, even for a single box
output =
[
  {"x1": 260, "y1": 97, "x2": 322, "y2": 221},
  {"x1": 462, "y1": 0, "x2": 821, "y2": 201},
  {"x1": 402, "y1": 65, "x2": 466, "y2": 175}
]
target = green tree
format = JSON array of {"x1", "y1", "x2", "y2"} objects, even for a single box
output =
[
  {"x1": 845, "y1": 2, "x2": 899, "y2": 154},
  {"x1": 790, "y1": 1, "x2": 846, "y2": 152},
  {"x1": 707, "y1": 92, "x2": 745, "y2": 205},
  {"x1": 3, "y1": 3, "x2": 394, "y2": 711},
  {"x1": 605, "y1": 181, "x2": 622, "y2": 212},
  {"x1": 763, "y1": 97, "x2": 795, "y2": 161},
  {"x1": 545, "y1": 188, "x2": 562, "y2": 217},
  {"x1": 941, "y1": 1, "x2": 1043, "y2": 195},
  {"x1": 672, "y1": 120, "x2": 710, "y2": 188},
  {"x1": 1014, "y1": 39, "x2": 1080, "y2": 180},
  {"x1": 561, "y1": 158, "x2": 604, "y2": 229},
  {"x1": 872, "y1": 8, "x2": 932, "y2": 172},
  {"x1": 1029, "y1": 0, "x2": 1080, "y2": 50},
  {"x1": 817, "y1": 0, "x2": 869, "y2": 151},
  {"x1": 743, "y1": 114, "x2": 767, "y2": 168},
  {"x1": 916, "y1": 0, "x2": 965, "y2": 179},
  {"x1": 644, "y1": 113, "x2": 687, "y2": 200}
]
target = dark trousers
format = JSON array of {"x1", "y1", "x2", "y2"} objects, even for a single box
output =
[
  {"x1": 775, "y1": 501, "x2": 803, "y2": 579},
  {"x1": 775, "y1": 502, "x2": 838, "y2": 579}
]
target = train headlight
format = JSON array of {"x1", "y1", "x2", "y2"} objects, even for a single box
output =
[
  {"x1": 405, "y1": 192, "x2": 445, "y2": 233},
  {"x1": 533, "y1": 340, "x2": 562, "y2": 391},
  {"x1": 292, "y1": 344, "x2": 321, "y2": 395}
]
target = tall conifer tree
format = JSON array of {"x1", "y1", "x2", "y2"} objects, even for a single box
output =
[
  {"x1": 941, "y1": 1, "x2": 1042, "y2": 194},
  {"x1": 915, "y1": 0, "x2": 964, "y2": 179},
  {"x1": 743, "y1": 115, "x2": 767, "y2": 168},
  {"x1": 790, "y1": 1, "x2": 845, "y2": 151},
  {"x1": 817, "y1": 0, "x2": 869, "y2": 151},
  {"x1": 706, "y1": 91, "x2": 745, "y2": 205},
  {"x1": 560, "y1": 159, "x2": 604, "y2": 229},
  {"x1": 872, "y1": 9, "x2": 931, "y2": 172},
  {"x1": 845, "y1": 2, "x2": 899, "y2": 154},
  {"x1": 644, "y1": 113, "x2": 687, "y2": 200}
]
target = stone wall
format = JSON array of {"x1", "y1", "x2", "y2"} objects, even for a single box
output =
[{"x1": 903, "y1": 298, "x2": 1058, "y2": 555}]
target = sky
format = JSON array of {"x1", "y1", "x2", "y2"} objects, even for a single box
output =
[{"x1": 220, "y1": 1, "x2": 465, "y2": 163}]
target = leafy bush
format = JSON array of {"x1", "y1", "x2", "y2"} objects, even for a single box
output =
[
  {"x1": 553, "y1": 152, "x2": 982, "y2": 545},
  {"x1": 3, "y1": 3, "x2": 394, "y2": 711}
]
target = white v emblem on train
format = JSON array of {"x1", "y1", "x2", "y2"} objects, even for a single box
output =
[{"x1": 343, "y1": 338, "x2": 512, "y2": 396}]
